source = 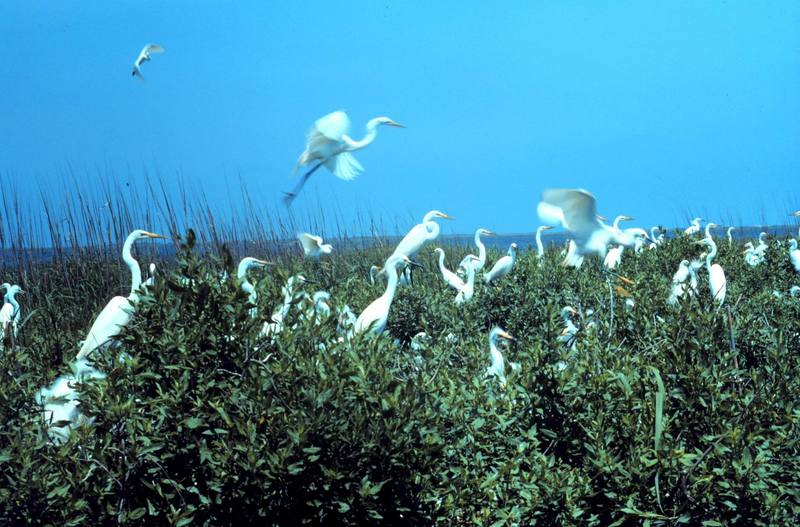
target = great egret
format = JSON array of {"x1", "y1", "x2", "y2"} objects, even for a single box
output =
[
  {"x1": 355, "y1": 255, "x2": 421, "y2": 335},
  {"x1": 285, "y1": 110, "x2": 404, "y2": 205},
  {"x1": 537, "y1": 188, "x2": 630, "y2": 264},
  {"x1": 743, "y1": 242, "x2": 762, "y2": 266},
  {"x1": 558, "y1": 306, "x2": 578, "y2": 348},
  {"x1": 649, "y1": 227, "x2": 664, "y2": 249},
  {"x1": 434, "y1": 248, "x2": 465, "y2": 290},
  {"x1": 667, "y1": 260, "x2": 691, "y2": 306},
  {"x1": 727, "y1": 227, "x2": 735, "y2": 247},
  {"x1": 237, "y1": 257, "x2": 272, "y2": 316},
  {"x1": 0, "y1": 284, "x2": 23, "y2": 345},
  {"x1": 262, "y1": 275, "x2": 311, "y2": 337},
  {"x1": 484, "y1": 243, "x2": 517, "y2": 284},
  {"x1": 77, "y1": 230, "x2": 164, "y2": 360},
  {"x1": 301, "y1": 291, "x2": 332, "y2": 325},
  {"x1": 684, "y1": 217, "x2": 702, "y2": 235},
  {"x1": 535, "y1": 225, "x2": 554, "y2": 259},
  {"x1": 370, "y1": 264, "x2": 412, "y2": 287},
  {"x1": 454, "y1": 256, "x2": 480, "y2": 305},
  {"x1": 297, "y1": 233, "x2": 333, "y2": 259},
  {"x1": 791, "y1": 285, "x2": 800, "y2": 297},
  {"x1": 789, "y1": 239, "x2": 800, "y2": 272},
  {"x1": 132, "y1": 44, "x2": 165, "y2": 80},
  {"x1": 392, "y1": 210, "x2": 454, "y2": 261},
  {"x1": 696, "y1": 224, "x2": 726, "y2": 305},
  {"x1": 457, "y1": 228, "x2": 495, "y2": 274},
  {"x1": 486, "y1": 327, "x2": 514, "y2": 385},
  {"x1": 604, "y1": 245, "x2": 624, "y2": 270}
]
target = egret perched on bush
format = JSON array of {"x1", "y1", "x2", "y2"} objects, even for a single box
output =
[
  {"x1": 454, "y1": 256, "x2": 480, "y2": 305},
  {"x1": 392, "y1": 210, "x2": 453, "y2": 260},
  {"x1": 696, "y1": 224, "x2": 726, "y2": 305},
  {"x1": 537, "y1": 188, "x2": 630, "y2": 265},
  {"x1": 132, "y1": 43, "x2": 165, "y2": 80},
  {"x1": 484, "y1": 243, "x2": 517, "y2": 284},
  {"x1": 262, "y1": 275, "x2": 311, "y2": 337},
  {"x1": 789, "y1": 239, "x2": 800, "y2": 272},
  {"x1": 285, "y1": 110, "x2": 404, "y2": 205},
  {"x1": 667, "y1": 260, "x2": 691, "y2": 306},
  {"x1": 434, "y1": 248, "x2": 465, "y2": 290},
  {"x1": 77, "y1": 230, "x2": 164, "y2": 359},
  {"x1": 727, "y1": 227, "x2": 735, "y2": 246},
  {"x1": 535, "y1": 225, "x2": 553, "y2": 259},
  {"x1": 297, "y1": 233, "x2": 333, "y2": 259},
  {"x1": 486, "y1": 327, "x2": 515, "y2": 385},
  {"x1": 355, "y1": 255, "x2": 421, "y2": 335},
  {"x1": 604, "y1": 246, "x2": 624, "y2": 270},
  {"x1": 238, "y1": 257, "x2": 272, "y2": 316},
  {"x1": 558, "y1": 306, "x2": 578, "y2": 348},
  {"x1": 0, "y1": 284, "x2": 23, "y2": 345},
  {"x1": 684, "y1": 217, "x2": 702, "y2": 235},
  {"x1": 458, "y1": 228, "x2": 495, "y2": 275}
]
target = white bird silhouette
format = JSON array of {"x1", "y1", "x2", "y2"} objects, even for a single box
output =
[
  {"x1": 298, "y1": 233, "x2": 333, "y2": 259},
  {"x1": 132, "y1": 43, "x2": 165, "y2": 80}
]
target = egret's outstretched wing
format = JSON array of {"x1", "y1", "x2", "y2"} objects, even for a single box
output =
[
  {"x1": 297, "y1": 111, "x2": 351, "y2": 168},
  {"x1": 144, "y1": 44, "x2": 165, "y2": 54},
  {"x1": 297, "y1": 233, "x2": 322, "y2": 254},
  {"x1": 324, "y1": 151, "x2": 363, "y2": 180},
  {"x1": 77, "y1": 296, "x2": 134, "y2": 359},
  {"x1": 538, "y1": 188, "x2": 598, "y2": 239},
  {"x1": 313, "y1": 110, "x2": 350, "y2": 141}
]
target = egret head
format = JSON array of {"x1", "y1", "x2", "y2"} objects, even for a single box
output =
[
  {"x1": 133, "y1": 230, "x2": 166, "y2": 240},
  {"x1": 478, "y1": 228, "x2": 496, "y2": 236},
  {"x1": 374, "y1": 116, "x2": 405, "y2": 128},
  {"x1": 539, "y1": 225, "x2": 554, "y2": 231},
  {"x1": 560, "y1": 306, "x2": 577, "y2": 319},
  {"x1": 790, "y1": 210, "x2": 800, "y2": 217},
  {"x1": 680, "y1": 259, "x2": 690, "y2": 267},
  {"x1": 490, "y1": 327, "x2": 515, "y2": 343}
]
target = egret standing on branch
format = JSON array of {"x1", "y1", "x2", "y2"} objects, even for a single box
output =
[
  {"x1": 132, "y1": 44, "x2": 165, "y2": 80},
  {"x1": 355, "y1": 255, "x2": 421, "y2": 336},
  {"x1": 535, "y1": 225, "x2": 554, "y2": 260},
  {"x1": 696, "y1": 223, "x2": 727, "y2": 305},
  {"x1": 484, "y1": 243, "x2": 517, "y2": 284},
  {"x1": 458, "y1": 228, "x2": 495, "y2": 275},
  {"x1": 284, "y1": 110, "x2": 404, "y2": 205}
]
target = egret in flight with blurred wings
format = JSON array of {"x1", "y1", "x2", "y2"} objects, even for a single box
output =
[
  {"x1": 284, "y1": 110, "x2": 404, "y2": 205},
  {"x1": 132, "y1": 44, "x2": 165, "y2": 80},
  {"x1": 77, "y1": 230, "x2": 165, "y2": 359},
  {"x1": 537, "y1": 188, "x2": 628, "y2": 264},
  {"x1": 298, "y1": 232, "x2": 333, "y2": 259}
]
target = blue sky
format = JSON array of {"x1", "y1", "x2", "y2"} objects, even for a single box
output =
[{"x1": 1, "y1": 1, "x2": 799, "y2": 238}]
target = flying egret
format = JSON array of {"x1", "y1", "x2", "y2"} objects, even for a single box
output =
[
  {"x1": 486, "y1": 327, "x2": 515, "y2": 385},
  {"x1": 433, "y1": 248, "x2": 465, "y2": 290},
  {"x1": 726, "y1": 227, "x2": 735, "y2": 247},
  {"x1": 132, "y1": 44, "x2": 165, "y2": 80},
  {"x1": 458, "y1": 228, "x2": 495, "y2": 274},
  {"x1": 537, "y1": 188, "x2": 631, "y2": 264},
  {"x1": 684, "y1": 217, "x2": 702, "y2": 235},
  {"x1": 696, "y1": 224, "x2": 727, "y2": 305},
  {"x1": 0, "y1": 284, "x2": 24, "y2": 345},
  {"x1": 355, "y1": 255, "x2": 421, "y2": 335},
  {"x1": 297, "y1": 233, "x2": 333, "y2": 259},
  {"x1": 484, "y1": 243, "x2": 517, "y2": 284},
  {"x1": 667, "y1": 260, "x2": 691, "y2": 306},
  {"x1": 535, "y1": 225, "x2": 554, "y2": 259},
  {"x1": 789, "y1": 239, "x2": 800, "y2": 273},
  {"x1": 454, "y1": 256, "x2": 480, "y2": 305},
  {"x1": 77, "y1": 230, "x2": 164, "y2": 359},
  {"x1": 285, "y1": 110, "x2": 404, "y2": 205}
]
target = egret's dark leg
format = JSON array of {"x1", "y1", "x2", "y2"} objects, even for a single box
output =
[{"x1": 283, "y1": 161, "x2": 324, "y2": 206}]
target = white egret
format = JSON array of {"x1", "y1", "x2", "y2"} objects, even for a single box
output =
[
  {"x1": 649, "y1": 227, "x2": 664, "y2": 249},
  {"x1": 297, "y1": 233, "x2": 333, "y2": 259},
  {"x1": 726, "y1": 227, "x2": 735, "y2": 247},
  {"x1": 789, "y1": 239, "x2": 800, "y2": 272},
  {"x1": 143, "y1": 263, "x2": 157, "y2": 288},
  {"x1": 301, "y1": 291, "x2": 332, "y2": 325},
  {"x1": 558, "y1": 306, "x2": 578, "y2": 348},
  {"x1": 484, "y1": 243, "x2": 517, "y2": 284},
  {"x1": 791, "y1": 285, "x2": 800, "y2": 297},
  {"x1": 132, "y1": 43, "x2": 165, "y2": 80},
  {"x1": 667, "y1": 260, "x2": 691, "y2": 306},
  {"x1": 457, "y1": 228, "x2": 495, "y2": 274},
  {"x1": 355, "y1": 255, "x2": 420, "y2": 335},
  {"x1": 743, "y1": 242, "x2": 762, "y2": 267},
  {"x1": 486, "y1": 327, "x2": 515, "y2": 385},
  {"x1": 604, "y1": 245, "x2": 624, "y2": 270},
  {"x1": 392, "y1": 210, "x2": 454, "y2": 261},
  {"x1": 696, "y1": 224, "x2": 726, "y2": 305},
  {"x1": 563, "y1": 239, "x2": 585, "y2": 268},
  {"x1": 0, "y1": 284, "x2": 24, "y2": 345},
  {"x1": 535, "y1": 225, "x2": 554, "y2": 259},
  {"x1": 612, "y1": 215, "x2": 634, "y2": 232},
  {"x1": 434, "y1": 248, "x2": 465, "y2": 291},
  {"x1": 77, "y1": 230, "x2": 164, "y2": 360},
  {"x1": 454, "y1": 256, "x2": 480, "y2": 305},
  {"x1": 285, "y1": 110, "x2": 404, "y2": 204},
  {"x1": 537, "y1": 188, "x2": 631, "y2": 264},
  {"x1": 684, "y1": 217, "x2": 702, "y2": 235},
  {"x1": 262, "y1": 275, "x2": 311, "y2": 336},
  {"x1": 238, "y1": 257, "x2": 272, "y2": 317}
]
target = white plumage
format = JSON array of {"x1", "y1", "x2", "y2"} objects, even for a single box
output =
[
  {"x1": 298, "y1": 232, "x2": 333, "y2": 259},
  {"x1": 132, "y1": 43, "x2": 165, "y2": 80},
  {"x1": 484, "y1": 243, "x2": 517, "y2": 284}
]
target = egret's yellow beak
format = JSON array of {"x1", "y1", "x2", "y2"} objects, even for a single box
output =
[
  {"x1": 255, "y1": 259, "x2": 274, "y2": 266},
  {"x1": 541, "y1": 225, "x2": 554, "y2": 230},
  {"x1": 386, "y1": 120, "x2": 405, "y2": 128},
  {"x1": 484, "y1": 230, "x2": 497, "y2": 236},
  {"x1": 498, "y1": 330, "x2": 515, "y2": 341},
  {"x1": 597, "y1": 215, "x2": 608, "y2": 222},
  {"x1": 437, "y1": 213, "x2": 454, "y2": 220},
  {"x1": 144, "y1": 232, "x2": 166, "y2": 239}
]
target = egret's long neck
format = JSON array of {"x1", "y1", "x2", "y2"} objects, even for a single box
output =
[
  {"x1": 426, "y1": 220, "x2": 440, "y2": 241},
  {"x1": 122, "y1": 235, "x2": 142, "y2": 297},
  {"x1": 489, "y1": 339, "x2": 504, "y2": 371},
  {"x1": 437, "y1": 251, "x2": 446, "y2": 274},
  {"x1": 465, "y1": 264, "x2": 476, "y2": 286},
  {"x1": 536, "y1": 228, "x2": 545, "y2": 257},
  {"x1": 342, "y1": 119, "x2": 380, "y2": 151},
  {"x1": 475, "y1": 231, "x2": 487, "y2": 264},
  {"x1": 706, "y1": 241, "x2": 718, "y2": 271},
  {"x1": 8, "y1": 292, "x2": 19, "y2": 315},
  {"x1": 650, "y1": 227, "x2": 659, "y2": 241},
  {"x1": 382, "y1": 266, "x2": 401, "y2": 304}
]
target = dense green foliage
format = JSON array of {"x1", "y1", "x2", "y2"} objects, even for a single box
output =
[{"x1": 1, "y1": 231, "x2": 799, "y2": 525}]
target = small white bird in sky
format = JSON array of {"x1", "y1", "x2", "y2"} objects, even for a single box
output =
[
  {"x1": 484, "y1": 243, "x2": 517, "y2": 284},
  {"x1": 132, "y1": 43, "x2": 165, "y2": 80},
  {"x1": 285, "y1": 110, "x2": 404, "y2": 205},
  {"x1": 297, "y1": 232, "x2": 333, "y2": 259}
]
